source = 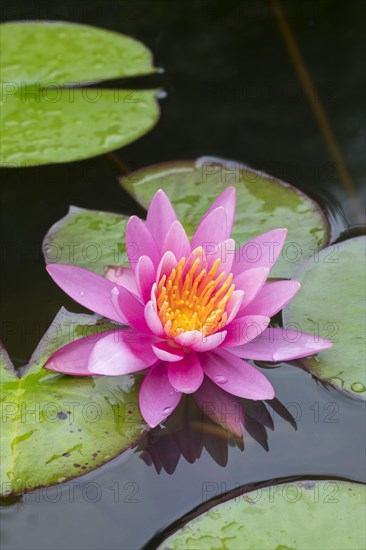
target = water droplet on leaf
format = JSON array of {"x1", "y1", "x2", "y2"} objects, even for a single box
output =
[{"x1": 351, "y1": 382, "x2": 365, "y2": 393}]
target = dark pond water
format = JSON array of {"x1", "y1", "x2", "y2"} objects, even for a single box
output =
[{"x1": 1, "y1": 1, "x2": 365, "y2": 548}]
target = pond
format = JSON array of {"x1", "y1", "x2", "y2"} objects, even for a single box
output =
[{"x1": 1, "y1": 1, "x2": 365, "y2": 549}]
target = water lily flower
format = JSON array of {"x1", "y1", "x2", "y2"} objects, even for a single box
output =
[{"x1": 45, "y1": 187, "x2": 332, "y2": 428}]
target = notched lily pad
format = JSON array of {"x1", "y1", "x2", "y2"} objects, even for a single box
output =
[
  {"x1": 120, "y1": 157, "x2": 330, "y2": 278},
  {"x1": 43, "y1": 206, "x2": 129, "y2": 275},
  {"x1": 0, "y1": 21, "x2": 160, "y2": 166},
  {"x1": 283, "y1": 236, "x2": 366, "y2": 399},
  {"x1": 159, "y1": 480, "x2": 366, "y2": 549},
  {"x1": 43, "y1": 158, "x2": 330, "y2": 277},
  {"x1": 0, "y1": 308, "x2": 146, "y2": 496}
]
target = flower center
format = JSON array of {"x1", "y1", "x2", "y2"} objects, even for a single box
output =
[{"x1": 156, "y1": 254, "x2": 235, "y2": 338}]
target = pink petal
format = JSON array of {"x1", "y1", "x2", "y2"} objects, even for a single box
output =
[
  {"x1": 150, "y1": 282, "x2": 158, "y2": 307},
  {"x1": 174, "y1": 330, "x2": 202, "y2": 348},
  {"x1": 104, "y1": 266, "x2": 139, "y2": 296},
  {"x1": 226, "y1": 327, "x2": 333, "y2": 361},
  {"x1": 88, "y1": 330, "x2": 157, "y2": 375},
  {"x1": 168, "y1": 352, "x2": 204, "y2": 393},
  {"x1": 225, "y1": 290, "x2": 245, "y2": 324},
  {"x1": 194, "y1": 378, "x2": 244, "y2": 437},
  {"x1": 156, "y1": 251, "x2": 178, "y2": 282},
  {"x1": 200, "y1": 187, "x2": 236, "y2": 238},
  {"x1": 243, "y1": 280, "x2": 301, "y2": 317},
  {"x1": 146, "y1": 189, "x2": 178, "y2": 250},
  {"x1": 223, "y1": 315, "x2": 270, "y2": 347},
  {"x1": 112, "y1": 286, "x2": 150, "y2": 333},
  {"x1": 204, "y1": 238, "x2": 236, "y2": 275},
  {"x1": 44, "y1": 330, "x2": 114, "y2": 376},
  {"x1": 135, "y1": 256, "x2": 156, "y2": 303},
  {"x1": 182, "y1": 246, "x2": 207, "y2": 278},
  {"x1": 152, "y1": 341, "x2": 185, "y2": 362},
  {"x1": 191, "y1": 331, "x2": 227, "y2": 352},
  {"x1": 231, "y1": 229, "x2": 288, "y2": 277},
  {"x1": 161, "y1": 221, "x2": 191, "y2": 261},
  {"x1": 191, "y1": 207, "x2": 228, "y2": 251},
  {"x1": 139, "y1": 363, "x2": 182, "y2": 427},
  {"x1": 46, "y1": 265, "x2": 125, "y2": 323},
  {"x1": 200, "y1": 349, "x2": 275, "y2": 400},
  {"x1": 233, "y1": 267, "x2": 270, "y2": 310},
  {"x1": 144, "y1": 301, "x2": 165, "y2": 337},
  {"x1": 125, "y1": 216, "x2": 160, "y2": 270}
]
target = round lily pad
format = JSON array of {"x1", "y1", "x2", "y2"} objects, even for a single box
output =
[
  {"x1": 120, "y1": 157, "x2": 330, "y2": 278},
  {"x1": 0, "y1": 21, "x2": 160, "y2": 166},
  {"x1": 0, "y1": 21, "x2": 155, "y2": 84},
  {"x1": 283, "y1": 236, "x2": 366, "y2": 399},
  {"x1": 0, "y1": 308, "x2": 146, "y2": 496},
  {"x1": 159, "y1": 480, "x2": 366, "y2": 549}
]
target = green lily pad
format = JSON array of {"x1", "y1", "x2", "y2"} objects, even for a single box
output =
[
  {"x1": 283, "y1": 236, "x2": 366, "y2": 399},
  {"x1": 159, "y1": 480, "x2": 366, "y2": 549},
  {"x1": 0, "y1": 21, "x2": 155, "y2": 84},
  {"x1": 0, "y1": 21, "x2": 160, "y2": 166},
  {"x1": 120, "y1": 157, "x2": 330, "y2": 278},
  {"x1": 0, "y1": 308, "x2": 146, "y2": 496},
  {"x1": 43, "y1": 206, "x2": 129, "y2": 276}
]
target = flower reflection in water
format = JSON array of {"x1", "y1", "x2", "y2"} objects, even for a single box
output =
[{"x1": 135, "y1": 383, "x2": 296, "y2": 474}]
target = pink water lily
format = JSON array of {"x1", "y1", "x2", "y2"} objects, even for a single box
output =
[{"x1": 45, "y1": 187, "x2": 332, "y2": 428}]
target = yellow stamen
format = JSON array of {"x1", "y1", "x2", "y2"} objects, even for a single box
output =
[{"x1": 156, "y1": 253, "x2": 235, "y2": 337}]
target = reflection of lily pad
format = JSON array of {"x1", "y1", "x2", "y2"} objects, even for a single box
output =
[
  {"x1": 0, "y1": 21, "x2": 160, "y2": 166},
  {"x1": 120, "y1": 157, "x2": 330, "y2": 278},
  {"x1": 159, "y1": 480, "x2": 366, "y2": 549},
  {"x1": 43, "y1": 206, "x2": 129, "y2": 275},
  {"x1": 0, "y1": 308, "x2": 146, "y2": 496},
  {"x1": 283, "y1": 237, "x2": 366, "y2": 399}
]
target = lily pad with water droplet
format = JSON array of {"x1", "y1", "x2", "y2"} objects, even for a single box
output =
[
  {"x1": 0, "y1": 308, "x2": 146, "y2": 496},
  {"x1": 0, "y1": 21, "x2": 160, "y2": 166},
  {"x1": 158, "y1": 480, "x2": 366, "y2": 549},
  {"x1": 283, "y1": 236, "x2": 366, "y2": 399},
  {"x1": 119, "y1": 157, "x2": 330, "y2": 278},
  {"x1": 43, "y1": 206, "x2": 129, "y2": 276}
]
